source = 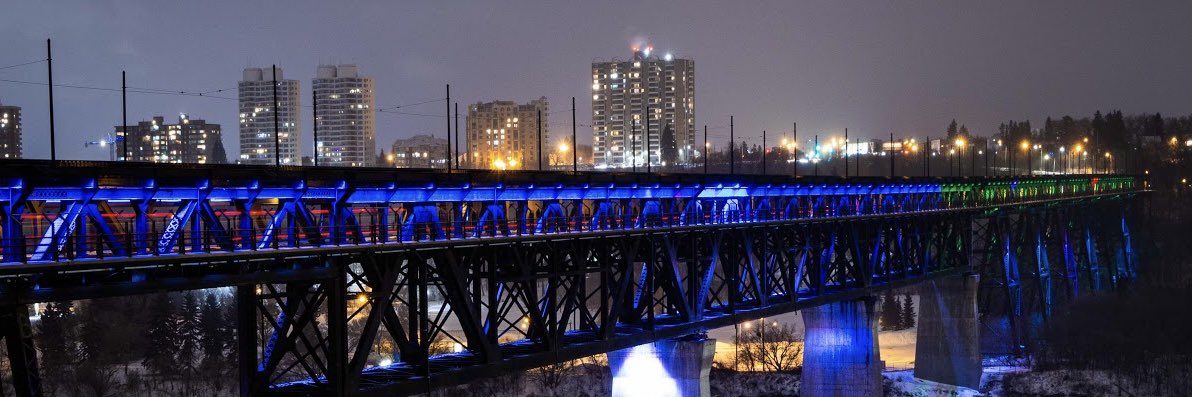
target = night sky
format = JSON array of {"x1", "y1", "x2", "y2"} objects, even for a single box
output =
[{"x1": 2, "y1": 0, "x2": 1190, "y2": 161}]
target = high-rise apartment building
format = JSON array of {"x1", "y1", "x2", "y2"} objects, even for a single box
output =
[
  {"x1": 313, "y1": 65, "x2": 376, "y2": 167},
  {"x1": 389, "y1": 134, "x2": 448, "y2": 168},
  {"x1": 115, "y1": 115, "x2": 224, "y2": 164},
  {"x1": 0, "y1": 104, "x2": 21, "y2": 159},
  {"x1": 591, "y1": 46, "x2": 695, "y2": 168},
  {"x1": 239, "y1": 67, "x2": 301, "y2": 165},
  {"x1": 466, "y1": 97, "x2": 548, "y2": 170}
]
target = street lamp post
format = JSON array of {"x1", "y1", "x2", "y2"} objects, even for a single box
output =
[{"x1": 1019, "y1": 140, "x2": 1031, "y2": 176}]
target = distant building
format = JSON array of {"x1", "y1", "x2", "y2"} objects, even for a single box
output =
[
  {"x1": 592, "y1": 46, "x2": 695, "y2": 168},
  {"x1": 314, "y1": 65, "x2": 376, "y2": 167},
  {"x1": 466, "y1": 97, "x2": 548, "y2": 170},
  {"x1": 239, "y1": 67, "x2": 301, "y2": 165},
  {"x1": 115, "y1": 115, "x2": 224, "y2": 164},
  {"x1": 389, "y1": 134, "x2": 448, "y2": 168},
  {"x1": 0, "y1": 104, "x2": 21, "y2": 159}
]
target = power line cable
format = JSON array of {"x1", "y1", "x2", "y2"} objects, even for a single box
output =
[{"x1": 0, "y1": 59, "x2": 46, "y2": 72}]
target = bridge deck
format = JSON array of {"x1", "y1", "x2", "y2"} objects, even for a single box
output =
[{"x1": 0, "y1": 160, "x2": 1144, "y2": 396}]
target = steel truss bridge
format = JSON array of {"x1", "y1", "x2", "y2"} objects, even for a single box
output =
[{"x1": 0, "y1": 160, "x2": 1144, "y2": 396}]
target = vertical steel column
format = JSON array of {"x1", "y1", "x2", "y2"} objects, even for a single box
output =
[
  {"x1": 236, "y1": 285, "x2": 259, "y2": 397},
  {"x1": 326, "y1": 265, "x2": 347, "y2": 397},
  {"x1": 2, "y1": 305, "x2": 41, "y2": 397}
]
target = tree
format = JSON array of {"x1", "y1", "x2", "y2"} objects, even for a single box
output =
[
  {"x1": 660, "y1": 123, "x2": 679, "y2": 165},
  {"x1": 879, "y1": 291, "x2": 900, "y2": 331},
  {"x1": 200, "y1": 294, "x2": 225, "y2": 366},
  {"x1": 142, "y1": 293, "x2": 180, "y2": 376},
  {"x1": 210, "y1": 138, "x2": 228, "y2": 164},
  {"x1": 178, "y1": 293, "x2": 201, "y2": 366},
  {"x1": 176, "y1": 293, "x2": 202, "y2": 394},
  {"x1": 946, "y1": 119, "x2": 959, "y2": 140},
  {"x1": 37, "y1": 301, "x2": 80, "y2": 384},
  {"x1": 900, "y1": 293, "x2": 916, "y2": 329},
  {"x1": 220, "y1": 298, "x2": 240, "y2": 369},
  {"x1": 735, "y1": 321, "x2": 803, "y2": 372}
]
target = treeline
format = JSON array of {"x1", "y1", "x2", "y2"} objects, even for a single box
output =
[
  {"x1": 35, "y1": 291, "x2": 238, "y2": 396},
  {"x1": 1001, "y1": 111, "x2": 1192, "y2": 153},
  {"x1": 879, "y1": 291, "x2": 915, "y2": 331}
]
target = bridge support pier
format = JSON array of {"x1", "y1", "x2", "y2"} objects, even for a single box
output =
[
  {"x1": 914, "y1": 274, "x2": 982, "y2": 389},
  {"x1": 607, "y1": 336, "x2": 715, "y2": 397},
  {"x1": 800, "y1": 298, "x2": 882, "y2": 397}
]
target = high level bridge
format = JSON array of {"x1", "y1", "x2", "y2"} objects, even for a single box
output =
[{"x1": 0, "y1": 160, "x2": 1145, "y2": 396}]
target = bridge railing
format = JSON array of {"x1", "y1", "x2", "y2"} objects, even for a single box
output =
[{"x1": 0, "y1": 173, "x2": 1137, "y2": 265}]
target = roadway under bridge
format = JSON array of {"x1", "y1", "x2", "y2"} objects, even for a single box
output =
[{"x1": 0, "y1": 160, "x2": 1146, "y2": 396}]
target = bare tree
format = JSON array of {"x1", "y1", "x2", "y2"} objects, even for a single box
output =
[{"x1": 734, "y1": 321, "x2": 803, "y2": 372}]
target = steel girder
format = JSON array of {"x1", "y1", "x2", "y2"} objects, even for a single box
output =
[
  {"x1": 974, "y1": 196, "x2": 1141, "y2": 350},
  {"x1": 232, "y1": 210, "x2": 971, "y2": 396}
]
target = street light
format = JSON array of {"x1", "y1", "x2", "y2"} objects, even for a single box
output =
[
  {"x1": 954, "y1": 138, "x2": 966, "y2": 176},
  {"x1": 1019, "y1": 140, "x2": 1031, "y2": 176}
]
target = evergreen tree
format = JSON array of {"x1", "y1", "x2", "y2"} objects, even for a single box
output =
[
  {"x1": 177, "y1": 293, "x2": 201, "y2": 372},
  {"x1": 200, "y1": 294, "x2": 225, "y2": 367},
  {"x1": 37, "y1": 301, "x2": 79, "y2": 374},
  {"x1": 946, "y1": 119, "x2": 959, "y2": 140},
  {"x1": 900, "y1": 293, "x2": 916, "y2": 329},
  {"x1": 1092, "y1": 111, "x2": 1106, "y2": 141},
  {"x1": 143, "y1": 293, "x2": 180, "y2": 376},
  {"x1": 959, "y1": 125, "x2": 970, "y2": 139},
  {"x1": 78, "y1": 303, "x2": 106, "y2": 363},
  {"x1": 220, "y1": 300, "x2": 239, "y2": 367},
  {"x1": 660, "y1": 123, "x2": 678, "y2": 165},
  {"x1": 879, "y1": 291, "x2": 900, "y2": 331},
  {"x1": 210, "y1": 138, "x2": 228, "y2": 164}
]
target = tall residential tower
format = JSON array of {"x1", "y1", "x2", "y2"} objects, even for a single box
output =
[
  {"x1": 313, "y1": 65, "x2": 376, "y2": 167},
  {"x1": 239, "y1": 67, "x2": 301, "y2": 165},
  {"x1": 591, "y1": 46, "x2": 695, "y2": 168},
  {"x1": 466, "y1": 98, "x2": 548, "y2": 170}
]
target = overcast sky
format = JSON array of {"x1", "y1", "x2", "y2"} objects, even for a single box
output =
[{"x1": 2, "y1": 0, "x2": 1191, "y2": 161}]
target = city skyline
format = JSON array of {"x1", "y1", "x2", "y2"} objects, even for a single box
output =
[{"x1": 1, "y1": 1, "x2": 1191, "y2": 162}]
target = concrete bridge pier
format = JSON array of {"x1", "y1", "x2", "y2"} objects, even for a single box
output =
[
  {"x1": 608, "y1": 335, "x2": 716, "y2": 397},
  {"x1": 800, "y1": 298, "x2": 883, "y2": 397},
  {"x1": 914, "y1": 274, "x2": 982, "y2": 389}
]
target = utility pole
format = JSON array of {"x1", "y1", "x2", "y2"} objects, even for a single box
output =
[
  {"x1": 445, "y1": 84, "x2": 451, "y2": 171},
  {"x1": 645, "y1": 104, "x2": 651, "y2": 174},
  {"x1": 47, "y1": 39, "x2": 56, "y2": 162},
  {"x1": 814, "y1": 134, "x2": 819, "y2": 176},
  {"x1": 122, "y1": 70, "x2": 128, "y2": 162},
  {"x1": 632, "y1": 117, "x2": 638, "y2": 173},
  {"x1": 889, "y1": 132, "x2": 895, "y2": 178},
  {"x1": 312, "y1": 85, "x2": 318, "y2": 166},
  {"x1": 761, "y1": 130, "x2": 766, "y2": 175},
  {"x1": 729, "y1": 116, "x2": 735, "y2": 175},
  {"x1": 454, "y1": 103, "x2": 460, "y2": 169},
  {"x1": 272, "y1": 65, "x2": 280, "y2": 166},
  {"x1": 844, "y1": 128, "x2": 849, "y2": 178},
  {"x1": 537, "y1": 109, "x2": 542, "y2": 171},
  {"x1": 925, "y1": 136, "x2": 931, "y2": 177},
  {"x1": 793, "y1": 122, "x2": 798, "y2": 176},
  {"x1": 571, "y1": 97, "x2": 577, "y2": 173},
  {"x1": 703, "y1": 125, "x2": 708, "y2": 174}
]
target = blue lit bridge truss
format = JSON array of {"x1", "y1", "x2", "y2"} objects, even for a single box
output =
[{"x1": 0, "y1": 160, "x2": 1145, "y2": 396}]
